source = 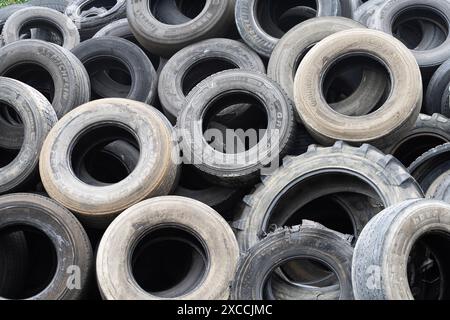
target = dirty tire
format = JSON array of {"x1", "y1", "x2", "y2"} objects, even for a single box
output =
[
  {"x1": 294, "y1": 29, "x2": 422, "y2": 147},
  {"x1": 127, "y1": 0, "x2": 236, "y2": 57},
  {"x1": 425, "y1": 58, "x2": 450, "y2": 117},
  {"x1": 0, "y1": 4, "x2": 29, "y2": 35},
  {"x1": 177, "y1": 70, "x2": 296, "y2": 187},
  {"x1": 72, "y1": 36, "x2": 157, "y2": 104},
  {"x1": 65, "y1": 0, "x2": 127, "y2": 40},
  {"x1": 0, "y1": 193, "x2": 93, "y2": 300},
  {"x1": 235, "y1": 0, "x2": 341, "y2": 58},
  {"x1": 0, "y1": 40, "x2": 90, "y2": 117},
  {"x1": 408, "y1": 143, "x2": 450, "y2": 193},
  {"x1": 352, "y1": 199, "x2": 450, "y2": 300},
  {"x1": 231, "y1": 222, "x2": 354, "y2": 300},
  {"x1": 268, "y1": 17, "x2": 387, "y2": 116},
  {"x1": 158, "y1": 38, "x2": 265, "y2": 123},
  {"x1": 2, "y1": 7, "x2": 80, "y2": 50},
  {"x1": 0, "y1": 77, "x2": 57, "y2": 194},
  {"x1": 384, "y1": 114, "x2": 450, "y2": 167},
  {"x1": 426, "y1": 169, "x2": 450, "y2": 203},
  {"x1": 96, "y1": 196, "x2": 239, "y2": 300},
  {"x1": 364, "y1": 0, "x2": 450, "y2": 76},
  {"x1": 233, "y1": 142, "x2": 423, "y2": 252},
  {"x1": 93, "y1": 18, "x2": 165, "y2": 73},
  {"x1": 39, "y1": 98, "x2": 180, "y2": 228}
]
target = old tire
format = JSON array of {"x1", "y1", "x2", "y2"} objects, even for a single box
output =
[
  {"x1": 39, "y1": 98, "x2": 180, "y2": 228},
  {"x1": 0, "y1": 77, "x2": 57, "y2": 194},
  {"x1": 408, "y1": 143, "x2": 450, "y2": 193},
  {"x1": 2, "y1": 7, "x2": 80, "y2": 50},
  {"x1": 127, "y1": 0, "x2": 236, "y2": 57},
  {"x1": 268, "y1": 17, "x2": 387, "y2": 117},
  {"x1": 65, "y1": 0, "x2": 127, "y2": 40},
  {"x1": 384, "y1": 114, "x2": 450, "y2": 167},
  {"x1": 365, "y1": 0, "x2": 450, "y2": 78},
  {"x1": 235, "y1": 0, "x2": 341, "y2": 58},
  {"x1": 0, "y1": 193, "x2": 93, "y2": 300},
  {"x1": 353, "y1": 199, "x2": 450, "y2": 300},
  {"x1": 234, "y1": 142, "x2": 423, "y2": 252},
  {"x1": 72, "y1": 36, "x2": 157, "y2": 104},
  {"x1": 231, "y1": 223, "x2": 354, "y2": 300},
  {"x1": 177, "y1": 70, "x2": 296, "y2": 187},
  {"x1": 96, "y1": 196, "x2": 239, "y2": 300},
  {"x1": 0, "y1": 40, "x2": 90, "y2": 117},
  {"x1": 158, "y1": 38, "x2": 265, "y2": 123},
  {"x1": 294, "y1": 29, "x2": 422, "y2": 147}
]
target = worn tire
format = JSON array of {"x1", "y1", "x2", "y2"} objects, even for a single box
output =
[
  {"x1": 233, "y1": 142, "x2": 423, "y2": 252},
  {"x1": 426, "y1": 169, "x2": 450, "y2": 203},
  {"x1": 384, "y1": 114, "x2": 450, "y2": 167},
  {"x1": 231, "y1": 223, "x2": 354, "y2": 300},
  {"x1": 96, "y1": 196, "x2": 239, "y2": 300},
  {"x1": 2, "y1": 7, "x2": 80, "y2": 50},
  {"x1": 0, "y1": 193, "x2": 93, "y2": 300},
  {"x1": 0, "y1": 4, "x2": 29, "y2": 35},
  {"x1": 0, "y1": 40, "x2": 90, "y2": 117},
  {"x1": 408, "y1": 143, "x2": 450, "y2": 193},
  {"x1": 127, "y1": 0, "x2": 236, "y2": 57},
  {"x1": 294, "y1": 29, "x2": 422, "y2": 147},
  {"x1": 65, "y1": 0, "x2": 127, "y2": 40},
  {"x1": 159, "y1": 38, "x2": 265, "y2": 123},
  {"x1": 425, "y1": 58, "x2": 450, "y2": 117},
  {"x1": 177, "y1": 70, "x2": 296, "y2": 187},
  {"x1": 235, "y1": 0, "x2": 341, "y2": 58},
  {"x1": 268, "y1": 17, "x2": 386, "y2": 117},
  {"x1": 0, "y1": 77, "x2": 57, "y2": 194},
  {"x1": 39, "y1": 98, "x2": 180, "y2": 228},
  {"x1": 352, "y1": 199, "x2": 450, "y2": 300},
  {"x1": 365, "y1": 0, "x2": 450, "y2": 77},
  {"x1": 93, "y1": 18, "x2": 165, "y2": 73},
  {"x1": 72, "y1": 36, "x2": 157, "y2": 104}
]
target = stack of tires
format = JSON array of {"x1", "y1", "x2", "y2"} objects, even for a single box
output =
[{"x1": 0, "y1": 0, "x2": 450, "y2": 301}]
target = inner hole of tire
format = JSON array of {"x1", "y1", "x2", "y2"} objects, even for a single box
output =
[
  {"x1": 0, "y1": 225, "x2": 57, "y2": 299},
  {"x1": 3, "y1": 64, "x2": 55, "y2": 103},
  {"x1": 182, "y1": 59, "x2": 238, "y2": 96},
  {"x1": 70, "y1": 125, "x2": 140, "y2": 185},
  {"x1": 0, "y1": 103, "x2": 23, "y2": 167},
  {"x1": 179, "y1": 165, "x2": 212, "y2": 190},
  {"x1": 86, "y1": 57, "x2": 132, "y2": 99},
  {"x1": 81, "y1": 0, "x2": 117, "y2": 13},
  {"x1": 267, "y1": 173, "x2": 383, "y2": 232},
  {"x1": 391, "y1": 134, "x2": 448, "y2": 167},
  {"x1": 322, "y1": 54, "x2": 391, "y2": 115},
  {"x1": 407, "y1": 231, "x2": 450, "y2": 300},
  {"x1": 149, "y1": 0, "x2": 207, "y2": 24},
  {"x1": 202, "y1": 92, "x2": 269, "y2": 153},
  {"x1": 18, "y1": 21, "x2": 64, "y2": 46},
  {"x1": 131, "y1": 227, "x2": 208, "y2": 298},
  {"x1": 264, "y1": 258, "x2": 339, "y2": 300},
  {"x1": 256, "y1": 0, "x2": 318, "y2": 38},
  {"x1": 393, "y1": 7, "x2": 449, "y2": 50},
  {"x1": 0, "y1": 103, "x2": 23, "y2": 127},
  {"x1": 175, "y1": 0, "x2": 206, "y2": 19}
]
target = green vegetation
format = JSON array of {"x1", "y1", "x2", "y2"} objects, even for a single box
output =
[{"x1": 0, "y1": 0, "x2": 27, "y2": 8}]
